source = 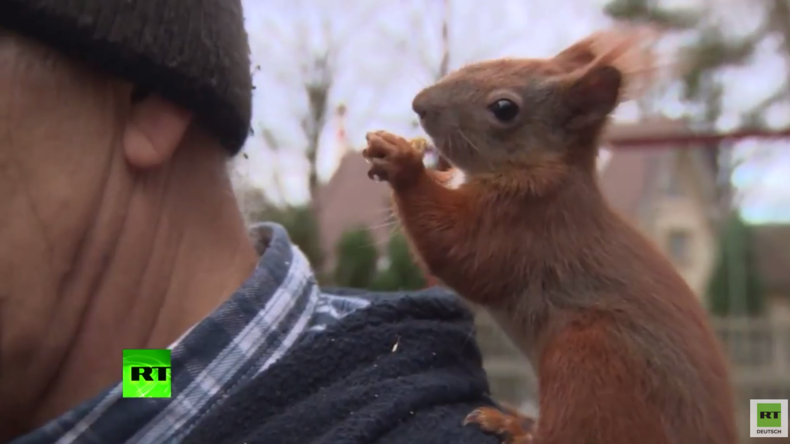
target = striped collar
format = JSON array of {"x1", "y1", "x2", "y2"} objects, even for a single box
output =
[{"x1": 14, "y1": 223, "x2": 369, "y2": 444}]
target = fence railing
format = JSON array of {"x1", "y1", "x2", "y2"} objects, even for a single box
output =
[
  {"x1": 712, "y1": 317, "x2": 790, "y2": 376},
  {"x1": 711, "y1": 318, "x2": 790, "y2": 441}
]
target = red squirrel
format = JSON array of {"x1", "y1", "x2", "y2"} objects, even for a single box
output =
[{"x1": 362, "y1": 27, "x2": 737, "y2": 444}]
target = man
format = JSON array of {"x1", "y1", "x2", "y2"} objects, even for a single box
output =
[{"x1": 0, "y1": 1, "x2": 501, "y2": 443}]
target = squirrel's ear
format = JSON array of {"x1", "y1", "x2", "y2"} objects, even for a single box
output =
[
  {"x1": 554, "y1": 26, "x2": 660, "y2": 126},
  {"x1": 562, "y1": 65, "x2": 623, "y2": 129},
  {"x1": 553, "y1": 37, "x2": 599, "y2": 69}
]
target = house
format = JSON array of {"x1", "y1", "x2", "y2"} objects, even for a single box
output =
[
  {"x1": 751, "y1": 224, "x2": 790, "y2": 319},
  {"x1": 314, "y1": 152, "x2": 393, "y2": 273},
  {"x1": 600, "y1": 118, "x2": 721, "y2": 296}
]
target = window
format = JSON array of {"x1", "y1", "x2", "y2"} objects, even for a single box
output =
[
  {"x1": 665, "y1": 175, "x2": 684, "y2": 197},
  {"x1": 663, "y1": 168, "x2": 684, "y2": 197},
  {"x1": 666, "y1": 229, "x2": 692, "y2": 266},
  {"x1": 717, "y1": 327, "x2": 774, "y2": 368}
]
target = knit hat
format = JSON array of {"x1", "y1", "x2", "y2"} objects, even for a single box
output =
[{"x1": 0, "y1": 0, "x2": 253, "y2": 155}]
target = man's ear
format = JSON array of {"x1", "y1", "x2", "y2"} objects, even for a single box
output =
[{"x1": 123, "y1": 94, "x2": 193, "y2": 168}]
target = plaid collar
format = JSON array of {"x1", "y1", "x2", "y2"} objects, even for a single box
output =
[{"x1": 14, "y1": 222, "x2": 370, "y2": 444}]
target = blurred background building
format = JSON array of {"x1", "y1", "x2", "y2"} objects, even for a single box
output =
[{"x1": 231, "y1": 0, "x2": 790, "y2": 441}]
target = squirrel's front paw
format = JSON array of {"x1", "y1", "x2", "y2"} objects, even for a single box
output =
[
  {"x1": 464, "y1": 406, "x2": 536, "y2": 444},
  {"x1": 363, "y1": 131, "x2": 424, "y2": 187}
]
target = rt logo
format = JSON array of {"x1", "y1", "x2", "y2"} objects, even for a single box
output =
[
  {"x1": 750, "y1": 399, "x2": 788, "y2": 438},
  {"x1": 122, "y1": 349, "x2": 172, "y2": 398}
]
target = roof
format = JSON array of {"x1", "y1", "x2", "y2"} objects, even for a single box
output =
[
  {"x1": 599, "y1": 118, "x2": 719, "y2": 223},
  {"x1": 314, "y1": 152, "x2": 393, "y2": 271},
  {"x1": 603, "y1": 118, "x2": 697, "y2": 143}
]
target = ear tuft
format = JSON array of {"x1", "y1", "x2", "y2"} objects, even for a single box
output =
[{"x1": 556, "y1": 25, "x2": 661, "y2": 105}]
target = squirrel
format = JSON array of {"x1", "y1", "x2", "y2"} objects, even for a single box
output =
[{"x1": 362, "y1": 26, "x2": 737, "y2": 444}]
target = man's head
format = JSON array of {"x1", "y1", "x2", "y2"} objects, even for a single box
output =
[{"x1": 0, "y1": 1, "x2": 259, "y2": 438}]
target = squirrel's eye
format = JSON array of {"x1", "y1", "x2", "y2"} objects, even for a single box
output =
[{"x1": 487, "y1": 99, "x2": 520, "y2": 122}]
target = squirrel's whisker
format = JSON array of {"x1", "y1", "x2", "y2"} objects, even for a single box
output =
[
  {"x1": 458, "y1": 130, "x2": 480, "y2": 153},
  {"x1": 368, "y1": 219, "x2": 400, "y2": 230}
]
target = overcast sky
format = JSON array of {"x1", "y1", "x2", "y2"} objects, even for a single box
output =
[{"x1": 233, "y1": 0, "x2": 789, "y2": 223}]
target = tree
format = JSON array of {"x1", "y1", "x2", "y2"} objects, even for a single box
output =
[
  {"x1": 378, "y1": 0, "x2": 524, "y2": 171},
  {"x1": 230, "y1": 171, "x2": 326, "y2": 276},
  {"x1": 371, "y1": 231, "x2": 426, "y2": 291},
  {"x1": 604, "y1": 0, "x2": 790, "y2": 211},
  {"x1": 604, "y1": 0, "x2": 784, "y2": 123},
  {"x1": 332, "y1": 227, "x2": 379, "y2": 289},
  {"x1": 706, "y1": 211, "x2": 766, "y2": 317},
  {"x1": 253, "y1": 204, "x2": 325, "y2": 273},
  {"x1": 252, "y1": 17, "x2": 335, "y2": 203},
  {"x1": 231, "y1": 179, "x2": 272, "y2": 224},
  {"x1": 247, "y1": 0, "x2": 390, "y2": 204}
]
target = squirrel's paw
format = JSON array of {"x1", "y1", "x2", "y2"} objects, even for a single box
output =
[
  {"x1": 363, "y1": 131, "x2": 424, "y2": 187},
  {"x1": 464, "y1": 406, "x2": 536, "y2": 444}
]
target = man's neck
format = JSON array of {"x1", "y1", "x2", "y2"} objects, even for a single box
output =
[{"x1": 0, "y1": 135, "x2": 259, "y2": 440}]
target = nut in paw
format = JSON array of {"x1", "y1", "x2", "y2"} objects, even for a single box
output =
[
  {"x1": 362, "y1": 131, "x2": 425, "y2": 188},
  {"x1": 464, "y1": 407, "x2": 536, "y2": 444}
]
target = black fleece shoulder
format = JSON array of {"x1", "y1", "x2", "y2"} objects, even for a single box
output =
[{"x1": 181, "y1": 287, "x2": 500, "y2": 444}]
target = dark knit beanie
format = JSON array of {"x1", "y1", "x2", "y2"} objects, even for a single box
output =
[{"x1": 0, "y1": 0, "x2": 253, "y2": 155}]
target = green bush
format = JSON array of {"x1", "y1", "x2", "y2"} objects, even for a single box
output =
[
  {"x1": 371, "y1": 230, "x2": 426, "y2": 291},
  {"x1": 254, "y1": 204, "x2": 325, "y2": 272},
  {"x1": 706, "y1": 212, "x2": 766, "y2": 317},
  {"x1": 333, "y1": 227, "x2": 379, "y2": 289}
]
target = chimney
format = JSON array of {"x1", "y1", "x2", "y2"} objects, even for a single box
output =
[{"x1": 334, "y1": 103, "x2": 348, "y2": 163}]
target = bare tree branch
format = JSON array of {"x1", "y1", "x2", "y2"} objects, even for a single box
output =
[
  {"x1": 437, "y1": 0, "x2": 451, "y2": 80},
  {"x1": 372, "y1": 7, "x2": 440, "y2": 82},
  {"x1": 249, "y1": 0, "x2": 392, "y2": 206},
  {"x1": 742, "y1": 88, "x2": 790, "y2": 127},
  {"x1": 260, "y1": 128, "x2": 288, "y2": 201},
  {"x1": 604, "y1": 0, "x2": 790, "y2": 216}
]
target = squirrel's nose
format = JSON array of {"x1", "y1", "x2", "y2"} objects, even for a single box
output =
[
  {"x1": 412, "y1": 101, "x2": 427, "y2": 120},
  {"x1": 412, "y1": 91, "x2": 431, "y2": 120}
]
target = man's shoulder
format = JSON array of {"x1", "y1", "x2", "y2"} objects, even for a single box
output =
[
  {"x1": 321, "y1": 285, "x2": 463, "y2": 302},
  {"x1": 181, "y1": 285, "x2": 499, "y2": 444},
  {"x1": 321, "y1": 285, "x2": 474, "y2": 318}
]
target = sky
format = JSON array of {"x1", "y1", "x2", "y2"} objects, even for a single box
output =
[{"x1": 233, "y1": 0, "x2": 790, "y2": 223}]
